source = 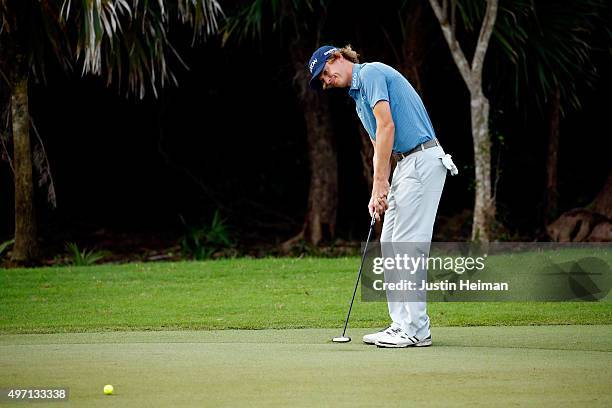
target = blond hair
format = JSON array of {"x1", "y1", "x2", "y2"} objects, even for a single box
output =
[{"x1": 327, "y1": 45, "x2": 360, "y2": 64}]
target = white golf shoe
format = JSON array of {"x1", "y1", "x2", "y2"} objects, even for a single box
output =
[
  {"x1": 362, "y1": 326, "x2": 396, "y2": 345},
  {"x1": 374, "y1": 327, "x2": 432, "y2": 348}
]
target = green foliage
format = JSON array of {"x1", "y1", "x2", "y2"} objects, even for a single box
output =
[
  {"x1": 0, "y1": 238, "x2": 14, "y2": 258},
  {"x1": 64, "y1": 242, "x2": 106, "y2": 266},
  {"x1": 221, "y1": 0, "x2": 326, "y2": 45},
  {"x1": 180, "y1": 211, "x2": 234, "y2": 260},
  {"x1": 284, "y1": 239, "x2": 360, "y2": 258},
  {"x1": 0, "y1": 0, "x2": 223, "y2": 98},
  {"x1": 458, "y1": 0, "x2": 610, "y2": 115}
]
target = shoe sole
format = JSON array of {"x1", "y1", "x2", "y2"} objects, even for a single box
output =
[{"x1": 375, "y1": 339, "x2": 432, "y2": 348}]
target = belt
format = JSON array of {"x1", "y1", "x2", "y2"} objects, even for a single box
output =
[{"x1": 393, "y1": 138, "x2": 439, "y2": 162}]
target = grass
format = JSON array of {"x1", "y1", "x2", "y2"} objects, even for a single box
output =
[
  {"x1": 1, "y1": 327, "x2": 612, "y2": 407},
  {"x1": 1, "y1": 257, "x2": 611, "y2": 334},
  {"x1": 3, "y1": 255, "x2": 610, "y2": 407}
]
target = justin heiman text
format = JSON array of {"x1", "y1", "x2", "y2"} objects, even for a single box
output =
[{"x1": 372, "y1": 280, "x2": 509, "y2": 291}]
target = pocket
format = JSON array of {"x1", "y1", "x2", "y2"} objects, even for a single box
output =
[
  {"x1": 412, "y1": 154, "x2": 421, "y2": 181},
  {"x1": 427, "y1": 145, "x2": 446, "y2": 159}
]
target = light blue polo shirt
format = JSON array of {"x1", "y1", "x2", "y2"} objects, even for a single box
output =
[{"x1": 348, "y1": 63, "x2": 436, "y2": 153}]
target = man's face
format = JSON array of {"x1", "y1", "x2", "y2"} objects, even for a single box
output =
[{"x1": 319, "y1": 57, "x2": 349, "y2": 90}]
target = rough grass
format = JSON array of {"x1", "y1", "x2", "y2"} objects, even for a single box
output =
[{"x1": 1, "y1": 257, "x2": 610, "y2": 334}]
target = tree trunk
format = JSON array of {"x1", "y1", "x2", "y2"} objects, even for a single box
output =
[
  {"x1": 544, "y1": 84, "x2": 560, "y2": 225},
  {"x1": 359, "y1": 126, "x2": 374, "y2": 192},
  {"x1": 428, "y1": 0, "x2": 498, "y2": 242},
  {"x1": 283, "y1": 48, "x2": 338, "y2": 248},
  {"x1": 400, "y1": 0, "x2": 425, "y2": 95},
  {"x1": 302, "y1": 92, "x2": 337, "y2": 244},
  {"x1": 11, "y1": 72, "x2": 38, "y2": 263},
  {"x1": 470, "y1": 90, "x2": 494, "y2": 242}
]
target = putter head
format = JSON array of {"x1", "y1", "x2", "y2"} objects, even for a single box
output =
[{"x1": 332, "y1": 336, "x2": 351, "y2": 343}]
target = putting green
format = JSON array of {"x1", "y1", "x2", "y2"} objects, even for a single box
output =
[{"x1": 1, "y1": 326, "x2": 611, "y2": 407}]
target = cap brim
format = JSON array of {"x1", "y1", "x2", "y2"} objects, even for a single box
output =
[{"x1": 309, "y1": 63, "x2": 325, "y2": 90}]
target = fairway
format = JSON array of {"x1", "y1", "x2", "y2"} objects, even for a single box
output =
[{"x1": 1, "y1": 326, "x2": 611, "y2": 407}]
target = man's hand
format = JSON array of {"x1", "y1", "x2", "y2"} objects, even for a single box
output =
[{"x1": 369, "y1": 179, "x2": 390, "y2": 219}]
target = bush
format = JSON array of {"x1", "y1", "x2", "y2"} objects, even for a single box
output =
[
  {"x1": 180, "y1": 211, "x2": 234, "y2": 260},
  {"x1": 65, "y1": 242, "x2": 107, "y2": 266},
  {"x1": 0, "y1": 238, "x2": 14, "y2": 259}
]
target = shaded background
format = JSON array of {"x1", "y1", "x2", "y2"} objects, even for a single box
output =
[{"x1": 1, "y1": 1, "x2": 610, "y2": 255}]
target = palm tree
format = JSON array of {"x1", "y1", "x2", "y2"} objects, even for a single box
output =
[
  {"x1": 0, "y1": 0, "x2": 222, "y2": 263},
  {"x1": 386, "y1": 0, "x2": 432, "y2": 95},
  {"x1": 223, "y1": 0, "x2": 338, "y2": 248}
]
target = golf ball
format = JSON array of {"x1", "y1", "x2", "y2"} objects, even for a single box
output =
[{"x1": 103, "y1": 385, "x2": 113, "y2": 395}]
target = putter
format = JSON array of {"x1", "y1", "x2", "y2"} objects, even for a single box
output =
[{"x1": 332, "y1": 213, "x2": 377, "y2": 343}]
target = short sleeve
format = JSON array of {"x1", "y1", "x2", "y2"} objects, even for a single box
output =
[{"x1": 360, "y1": 66, "x2": 389, "y2": 109}]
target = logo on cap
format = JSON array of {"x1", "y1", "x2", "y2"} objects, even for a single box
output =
[
  {"x1": 307, "y1": 45, "x2": 340, "y2": 90},
  {"x1": 309, "y1": 58, "x2": 318, "y2": 74}
]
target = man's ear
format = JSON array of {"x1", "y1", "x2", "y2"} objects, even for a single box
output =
[{"x1": 329, "y1": 54, "x2": 343, "y2": 64}]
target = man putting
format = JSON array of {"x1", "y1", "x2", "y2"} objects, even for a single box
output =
[{"x1": 307, "y1": 45, "x2": 457, "y2": 348}]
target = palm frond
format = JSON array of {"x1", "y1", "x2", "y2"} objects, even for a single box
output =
[
  {"x1": 56, "y1": 0, "x2": 222, "y2": 98},
  {"x1": 477, "y1": 0, "x2": 609, "y2": 115},
  {"x1": 221, "y1": 0, "x2": 324, "y2": 46}
]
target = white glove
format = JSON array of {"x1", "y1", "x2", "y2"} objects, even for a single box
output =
[{"x1": 441, "y1": 154, "x2": 458, "y2": 176}]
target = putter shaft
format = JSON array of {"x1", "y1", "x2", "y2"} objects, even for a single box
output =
[{"x1": 339, "y1": 214, "x2": 377, "y2": 338}]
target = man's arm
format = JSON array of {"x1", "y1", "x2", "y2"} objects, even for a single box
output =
[{"x1": 370, "y1": 100, "x2": 394, "y2": 218}]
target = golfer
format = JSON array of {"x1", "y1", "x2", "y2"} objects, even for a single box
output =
[{"x1": 307, "y1": 45, "x2": 457, "y2": 348}]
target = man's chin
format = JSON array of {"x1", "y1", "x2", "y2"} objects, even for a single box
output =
[{"x1": 323, "y1": 83, "x2": 343, "y2": 91}]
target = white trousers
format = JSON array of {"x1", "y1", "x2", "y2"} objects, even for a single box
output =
[{"x1": 380, "y1": 145, "x2": 447, "y2": 338}]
